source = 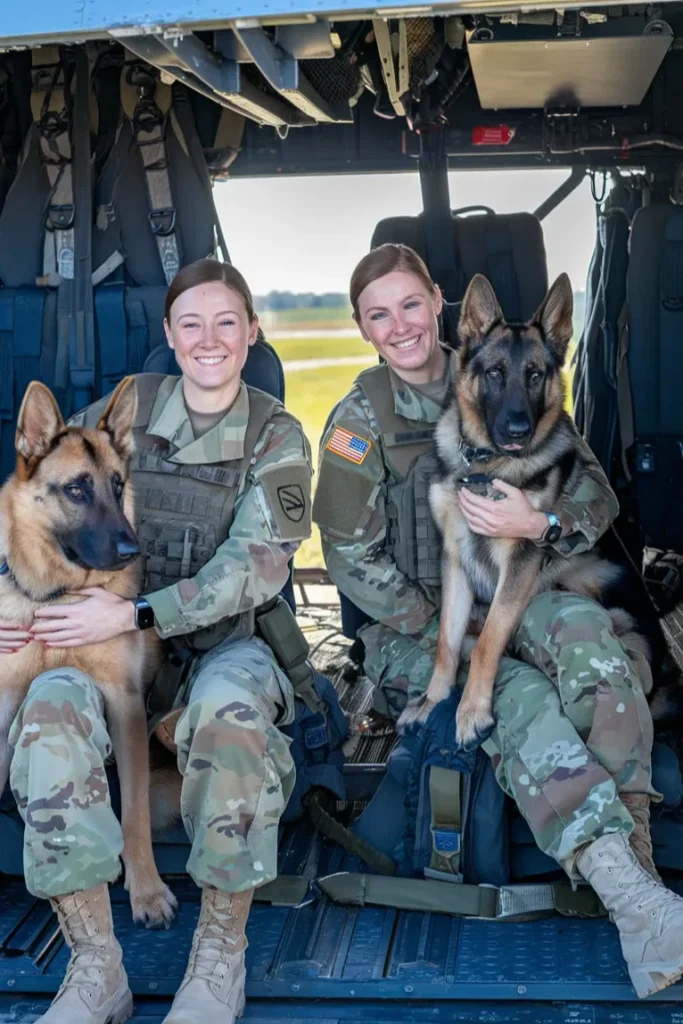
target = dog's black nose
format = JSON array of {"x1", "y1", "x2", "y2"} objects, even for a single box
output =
[
  {"x1": 116, "y1": 538, "x2": 140, "y2": 563},
  {"x1": 506, "y1": 415, "x2": 531, "y2": 440}
]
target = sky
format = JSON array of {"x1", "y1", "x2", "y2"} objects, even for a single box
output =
[{"x1": 214, "y1": 167, "x2": 597, "y2": 298}]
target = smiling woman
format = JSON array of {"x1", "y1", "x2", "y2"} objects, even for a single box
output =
[
  {"x1": 350, "y1": 243, "x2": 447, "y2": 385},
  {"x1": 163, "y1": 260, "x2": 260, "y2": 413},
  {"x1": 0, "y1": 256, "x2": 315, "y2": 1024},
  {"x1": 311, "y1": 240, "x2": 683, "y2": 1003}
]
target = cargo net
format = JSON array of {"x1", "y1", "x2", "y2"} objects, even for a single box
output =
[
  {"x1": 299, "y1": 54, "x2": 361, "y2": 105},
  {"x1": 406, "y1": 18, "x2": 443, "y2": 90}
]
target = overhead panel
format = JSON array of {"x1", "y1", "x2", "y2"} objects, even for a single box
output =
[{"x1": 467, "y1": 18, "x2": 673, "y2": 110}]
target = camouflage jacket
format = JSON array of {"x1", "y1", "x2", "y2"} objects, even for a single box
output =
[
  {"x1": 313, "y1": 352, "x2": 619, "y2": 637},
  {"x1": 71, "y1": 375, "x2": 312, "y2": 639}
]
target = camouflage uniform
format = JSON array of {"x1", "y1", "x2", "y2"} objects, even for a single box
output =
[
  {"x1": 314, "y1": 354, "x2": 658, "y2": 880},
  {"x1": 9, "y1": 375, "x2": 311, "y2": 899}
]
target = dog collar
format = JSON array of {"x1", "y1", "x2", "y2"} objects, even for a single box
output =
[
  {"x1": 0, "y1": 559, "x2": 66, "y2": 603},
  {"x1": 458, "y1": 442, "x2": 499, "y2": 466}
]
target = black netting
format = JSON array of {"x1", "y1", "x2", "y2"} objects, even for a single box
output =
[
  {"x1": 406, "y1": 18, "x2": 443, "y2": 88},
  {"x1": 299, "y1": 54, "x2": 361, "y2": 105}
]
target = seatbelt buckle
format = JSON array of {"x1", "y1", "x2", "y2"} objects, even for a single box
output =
[
  {"x1": 431, "y1": 827, "x2": 461, "y2": 856},
  {"x1": 149, "y1": 208, "x2": 176, "y2": 237},
  {"x1": 636, "y1": 441, "x2": 656, "y2": 473},
  {"x1": 304, "y1": 718, "x2": 329, "y2": 752},
  {"x1": 46, "y1": 203, "x2": 75, "y2": 231}
]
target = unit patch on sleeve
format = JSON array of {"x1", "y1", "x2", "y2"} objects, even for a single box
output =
[
  {"x1": 256, "y1": 462, "x2": 312, "y2": 542},
  {"x1": 326, "y1": 427, "x2": 372, "y2": 465}
]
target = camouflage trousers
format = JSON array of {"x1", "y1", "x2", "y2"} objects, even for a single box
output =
[
  {"x1": 8, "y1": 637, "x2": 296, "y2": 900},
  {"x1": 361, "y1": 591, "x2": 660, "y2": 880}
]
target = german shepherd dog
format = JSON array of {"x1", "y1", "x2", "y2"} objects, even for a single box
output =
[
  {"x1": 398, "y1": 273, "x2": 680, "y2": 749},
  {"x1": 0, "y1": 377, "x2": 177, "y2": 928}
]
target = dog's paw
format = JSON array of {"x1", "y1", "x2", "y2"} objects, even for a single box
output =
[
  {"x1": 127, "y1": 876, "x2": 178, "y2": 930},
  {"x1": 455, "y1": 697, "x2": 495, "y2": 751},
  {"x1": 397, "y1": 694, "x2": 438, "y2": 733}
]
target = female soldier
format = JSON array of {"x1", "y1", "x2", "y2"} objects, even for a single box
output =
[
  {"x1": 1, "y1": 258, "x2": 312, "y2": 1024},
  {"x1": 313, "y1": 242, "x2": 683, "y2": 1000}
]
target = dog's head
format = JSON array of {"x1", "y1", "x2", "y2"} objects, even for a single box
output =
[
  {"x1": 455, "y1": 273, "x2": 573, "y2": 455},
  {"x1": 12, "y1": 377, "x2": 140, "y2": 573}
]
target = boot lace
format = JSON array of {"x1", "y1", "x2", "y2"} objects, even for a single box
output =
[
  {"x1": 56, "y1": 901, "x2": 111, "y2": 999},
  {"x1": 600, "y1": 845, "x2": 681, "y2": 917},
  {"x1": 187, "y1": 894, "x2": 244, "y2": 986}
]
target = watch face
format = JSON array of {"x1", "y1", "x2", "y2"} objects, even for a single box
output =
[
  {"x1": 136, "y1": 601, "x2": 155, "y2": 630},
  {"x1": 545, "y1": 524, "x2": 563, "y2": 544}
]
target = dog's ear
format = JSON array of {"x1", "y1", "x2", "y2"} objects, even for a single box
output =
[
  {"x1": 97, "y1": 376, "x2": 137, "y2": 460},
  {"x1": 16, "y1": 382, "x2": 66, "y2": 475},
  {"x1": 458, "y1": 275, "x2": 504, "y2": 349},
  {"x1": 532, "y1": 273, "x2": 574, "y2": 363}
]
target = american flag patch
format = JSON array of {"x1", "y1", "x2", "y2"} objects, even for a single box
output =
[{"x1": 326, "y1": 427, "x2": 371, "y2": 465}]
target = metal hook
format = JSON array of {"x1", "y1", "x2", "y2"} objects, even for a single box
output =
[{"x1": 589, "y1": 170, "x2": 608, "y2": 204}]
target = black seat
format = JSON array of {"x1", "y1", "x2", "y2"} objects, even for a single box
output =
[
  {"x1": 372, "y1": 207, "x2": 549, "y2": 323},
  {"x1": 626, "y1": 204, "x2": 683, "y2": 554}
]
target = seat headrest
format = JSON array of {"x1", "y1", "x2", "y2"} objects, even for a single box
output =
[{"x1": 369, "y1": 210, "x2": 548, "y2": 324}]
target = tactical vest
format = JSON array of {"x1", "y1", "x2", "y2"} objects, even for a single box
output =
[
  {"x1": 129, "y1": 374, "x2": 279, "y2": 653},
  {"x1": 355, "y1": 364, "x2": 442, "y2": 589}
]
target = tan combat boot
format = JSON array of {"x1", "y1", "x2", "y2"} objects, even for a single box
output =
[
  {"x1": 577, "y1": 832, "x2": 683, "y2": 998},
  {"x1": 38, "y1": 884, "x2": 133, "y2": 1023},
  {"x1": 163, "y1": 887, "x2": 253, "y2": 1023},
  {"x1": 621, "y1": 793, "x2": 662, "y2": 883}
]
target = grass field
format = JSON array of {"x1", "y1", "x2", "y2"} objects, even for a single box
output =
[
  {"x1": 258, "y1": 305, "x2": 354, "y2": 334},
  {"x1": 285, "y1": 360, "x2": 367, "y2": 568},
  {"x1": 270, "y1": 335, "x2": 369, "y2": 364}
]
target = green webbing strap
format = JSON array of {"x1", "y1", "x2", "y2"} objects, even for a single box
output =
[
  {"x1": 255, "y1": 595, "x2": 326, "y2": 717},
  {"x1": 307, "y1": 790, "x2": 397, "y2": 877},
  {"x1": 254, "y1": 876, "x2": 312, "y2": 906},
  {"x1": 317, "y1": 873, "x2": 606, "y2": 921},
  {"x1": 428, "y1": 766, "x2": 463, "y2": 878},
  {"x1": 146, "y1": 646, "x2": 196, "y2": 725}
]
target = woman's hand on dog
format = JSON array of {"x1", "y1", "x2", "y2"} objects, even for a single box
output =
[
  {"x1": 457, "y1": 479, "x2": 549, "y2": 540},
  {"x1": 29, "y1": 588, "x2": 137, "y2": 647},
  {"x1": 0, "y1": 621, "x2": 32, "y2": 653}
]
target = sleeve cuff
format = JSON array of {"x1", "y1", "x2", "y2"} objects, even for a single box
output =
[{"x1": 145, "y1": 587, "x2": 185, "y2": 637}]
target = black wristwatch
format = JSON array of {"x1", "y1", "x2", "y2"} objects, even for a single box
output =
[
  {"x1": 133, "y1": 597, "x2": 155, "y2": 630},
  {"x1": 541, "y1": 511, "x2": 562, "y2": 545}
]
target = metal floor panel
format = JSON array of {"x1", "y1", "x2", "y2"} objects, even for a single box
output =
[
  {"x1": 1, "y1": 873, "x2": 683, "y2": 1006},
  {"x1": 4, "y1": 1000, "x2": 683, "y2": 1023}
]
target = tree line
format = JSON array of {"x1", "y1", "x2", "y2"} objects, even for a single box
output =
[{"x1": 254, "y1": 292, "x2": 349, "y2": 312}]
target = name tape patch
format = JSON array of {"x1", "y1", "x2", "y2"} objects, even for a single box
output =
[{"x1": 326, "y1": 427, "x2": 371, "y2": 465}]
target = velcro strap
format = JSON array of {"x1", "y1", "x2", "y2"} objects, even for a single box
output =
[
  {"x1": 429, "y1": 766, "x2": 462, "y2": 878},
  {"x1": 317, "y1": 873, "x2": 606, "y2": 920}
]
